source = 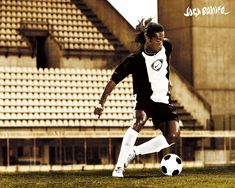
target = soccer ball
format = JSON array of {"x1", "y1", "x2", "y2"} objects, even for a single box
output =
[{"x1": 160, "y1": 154, "x2": 183, "y2": 176}]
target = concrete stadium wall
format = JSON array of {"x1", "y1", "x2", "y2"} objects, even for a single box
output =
[
  {"x1": 61, "y1": 56, "x2": 112, "y2": 69},
  {"x1": 45, "y1": 36, "x2": 62, "y2": 68},
  {"x1": 192, "y1": 0, "x2": 235, "y2": 115},
  {"x1": 0, "y1": 56, "x2": 36, "y2": 67},
  {"x1": 158, "y1": 0, "x2": 193, "y2": 84},
  {"x1": 198, "y1": 90, "x2": 235, "y2": 115},
  {"x1": 158, "y1": 0, "x2": 235, "y2": 116},
  {"x1": 0, "y1": 55, "x2": 111, "y2": 69},
  {"x1": 170, "y1": 66, "x2": 211, "y2": 127}
]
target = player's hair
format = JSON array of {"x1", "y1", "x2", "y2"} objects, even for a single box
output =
[{"x1": 135, "y1": 18, "x2": 164, "y2": 45}]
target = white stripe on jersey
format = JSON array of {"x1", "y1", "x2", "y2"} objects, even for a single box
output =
[{"x1": 142, "y1": 46, "x2": 169, "y2": 104}]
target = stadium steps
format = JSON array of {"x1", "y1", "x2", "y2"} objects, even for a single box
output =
[
  {"x1": 171, "y1": 100, "x2": 204, "y2": 130},
  {"x1": 71, "y1": 0, "x2": 128, "y2": 53},
  {"x1": 0, "y1": 67, "x2": 204, "y2": 130}
]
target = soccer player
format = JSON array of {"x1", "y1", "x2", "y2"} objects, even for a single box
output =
[{"x1": 94, "y1": 18, "x2": 180, "y2": 178}]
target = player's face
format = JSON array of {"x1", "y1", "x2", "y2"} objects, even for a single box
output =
[{"x1": 146, "y1": 31, "x2": 165, "y2": 53}]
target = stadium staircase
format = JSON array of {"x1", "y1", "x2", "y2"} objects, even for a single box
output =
[{"x1": 0, "y1": 67, "x2": 204, "y2": 130}]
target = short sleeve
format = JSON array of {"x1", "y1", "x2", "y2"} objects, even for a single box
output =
[{"x1": 111, "y1": 55, "x2": 134, "y2": 84}]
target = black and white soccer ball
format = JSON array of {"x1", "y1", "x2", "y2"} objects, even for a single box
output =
[{"x1": 160, "y1": 154, "x2": 183, "y2": 176}]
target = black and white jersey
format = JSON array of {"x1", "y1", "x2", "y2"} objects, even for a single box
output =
[
  {"x1": 111, "y1": 38, "x2": 172, "y2": 104},
  {"x1": 142, "y1": 46, "x2": 169, "y2": 103}
]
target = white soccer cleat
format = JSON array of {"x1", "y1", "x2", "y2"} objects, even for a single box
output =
[
  {"x1": 112, "y1": 166, "x2": 124, "y2": 178},
  {"x1": 124, "y1": 149, "x2": 136, "y2": 168}
]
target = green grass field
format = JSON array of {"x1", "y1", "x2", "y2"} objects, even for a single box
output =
[{"x1": 0, "y1": 166, "x2": 234, "y2": 188}]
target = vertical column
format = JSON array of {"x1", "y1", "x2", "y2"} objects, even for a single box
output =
[
  {"x1": 108, "y1": 138, "x2": 112, "y2": 164},
  {"x1": 0, "y1": 140, "x2": 2, "y2": 165},
  {"x1": 180, "y1": 137, "x2": 183, "y2": 158},
  {"x1": 224, "y1": 137, "x2": 227, "y2": 164},
  {"x1": 7, "y1": 138, "x2": 10, "y2": 166},
  {"x1": 201, "y1": 138, "x2": 205, "y2": 166},
  {"x1": 43, "y1": 143, "x2": 49, "y2": 164},
  {"x1": 33, "y1": 139, "x2": 37, "y2": 165},
  {"x1": 59, "y1": 138, "x2": 62, "y2": 165},
  {"x1": 72, "y1": 144, "x2": 75, "y2": 164},
  {"x1": 228, "y1": 137, "x2": 231, "y2": 164},
  {"x1": 84, "y1": 138, "x2": 87, "y2": 164}
]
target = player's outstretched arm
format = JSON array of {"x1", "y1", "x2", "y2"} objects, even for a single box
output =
[{"x1": 94, "y1": 80, "x2": 117, "y2": 118}]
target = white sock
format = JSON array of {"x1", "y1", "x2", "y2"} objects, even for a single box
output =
[
  {"x1": 116, "y1": 127, "x2": 138, "y2": 168},
  {"x1": 134, "y1": 135, "x2": 171, "y2": 155}
]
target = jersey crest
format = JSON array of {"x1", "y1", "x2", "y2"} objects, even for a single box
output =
[{"x1": 151, "y1": 59, "x2": 163, "y2": 71}]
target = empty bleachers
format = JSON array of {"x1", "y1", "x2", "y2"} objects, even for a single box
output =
[
  {"x1": 0, "y1": 0, "x2": 115, "y2": 51},
  {"x1": 0, "y1": 67, "x2": 133, "y2": 127},
  {"x1": 0, "y1": 67, "x2": 202, "y2": 130}
]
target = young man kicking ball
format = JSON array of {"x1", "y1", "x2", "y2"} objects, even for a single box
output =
[{"x1": 94, "y1": 18, "x2": 180, "y2": 178}]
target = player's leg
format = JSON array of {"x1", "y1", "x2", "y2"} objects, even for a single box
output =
[
  {"x1": 124, "y1": 114, "x2": 172, "y2": 167},
  {"x1": 132, "y1": 134, "x2": 172, "y2": 156},
  {"x1": 132, "y1": 110, "x2": 148, "y2": 132},
  {"x1": 112, "y1": 110, "x2": 148, "y2": 177},
  {"x1": 125, "y1": 103, "x2": 179, "y2": 165},
  {"x1": 125, "y1": 123, "x2": 172, "y2": 167},
  {"x1": 160, "y1": 120, "x2": 180, "y2": 155}
]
